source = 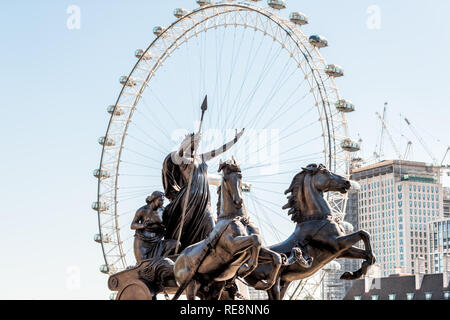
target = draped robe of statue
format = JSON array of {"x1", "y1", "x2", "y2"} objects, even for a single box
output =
[
  {"x1": 162, "y1": 154, "x2": 215, "y2": 250},
  {"x1": 161, "y1": 129, "x2": 245, "y2": 251}
]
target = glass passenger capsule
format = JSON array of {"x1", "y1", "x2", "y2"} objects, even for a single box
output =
[
  {"x1": 323, "y1": 261, "x2": 341, "y2": 272},
  {"x1": 94, "y1": 233, "x2": 111, "y2": 244},
  {"x1": 173, "y1": 8, "x2": 190, "y2": 18},
  {"x1": 289, "y1": 12, "x2": 308, "y2": 26},
  {"x1": 153, "y1": 26, "x2": 165, "y2": 37},
  {"x1": 107, "y1": 105, "x2": 125, "y2": 116},
  {"x1": 309, "y1": 35, "x2": 328, "y2": 48},
  {"x1": 325, "y1": 64, "x2": 344, "y2": 77},
  {"x1": 341, "y1": 139, "x2": 361, "y2": 152},
  {"x1": 98, "y1": 136, "x2": 115, "y2": 147},
  {"x1": 335, "y1": 99, "x2": 355, "y2": 113},
  {"x1": 93, "y1": 169, "x2": 110, "y2": 179},
  {"x1": 134, "y1": 49, "x2": 152, "y2": 61},
  {"x1": 242, "y1": 183, "x2": 252, "y2": 193},
  {"x1": 340, "y1": 221, "x2": 354, "y2": 233},
  {"x1": 268, "y1": 0, "x2": 286, "y2": 10},
  {"x1": 119, "y1": 76, "x2": 137, "y2": 87},
  {"x1": 100, "y1": 264, "x2": 111, "y2": 274},
  {"x1": 197, "y1": 0, "x2": 213, "y2": 6},
  {"x1": 92, "y1": 201, "x2": 109, "y2": 212}
]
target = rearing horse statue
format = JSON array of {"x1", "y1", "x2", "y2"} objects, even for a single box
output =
[
  {"x1": 172, "y1": 159, "x2": 262, "y2": 300},
  {"x1": 244, "y1": 164, "x2": 376, "y2": 300}
]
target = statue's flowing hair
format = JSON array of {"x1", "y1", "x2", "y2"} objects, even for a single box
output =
[{"x1": 282, "y1": 170, "x2": 308, "y2": 224}]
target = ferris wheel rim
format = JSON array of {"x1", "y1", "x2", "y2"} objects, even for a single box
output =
[{"x1": 95, "y1": 1, "x2": 351, "y2": 275}]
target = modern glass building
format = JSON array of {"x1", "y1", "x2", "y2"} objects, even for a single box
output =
[
  {"x1": 429, "y1": 219, "x2": 450, "y2": 273},
  {"x1": 350, "y1": 160, "x2": 443, "y2": 276}
]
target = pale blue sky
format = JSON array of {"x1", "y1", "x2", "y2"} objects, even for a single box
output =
[{"x1": 0, "y1": 0, "x2": 449, "y2": 299}]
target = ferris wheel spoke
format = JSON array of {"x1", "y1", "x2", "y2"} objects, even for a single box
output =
[
  {"x1": 221, "y1": 26, "x2": 251, "y2": 127},
  {"x1": 120, "y1": 173, "x2": 161, "y2": 178},
  {"x1": 246, "y1": 193, "x2": 292, "y2": 226},
  {"x1": 224, "y1": 31, "x2": 268, "y2": 130},
  {"x1": 222, "y1": 29, "x2": 259, "y2": 131},
  {"x1": 127, "y1": 133, "x2": 167, "y2": 156},
  {"x1": 147, "y1": 88, "x2": 183, "y2": 129},
  {"x1": 248, "y1": 197, "x2": 283, "y2": 243},
  {"x1": 260, "y1": 81, "x2": 311, "y2": 129},
  {"x1": 135, "y1": 100, "x2": 173, "y2": 141},
  {"x1": 128, "y1": 125, "x2": 169, "y2": 155},
  {"x1": 238, "y1": 129, "x2": 321, "y2": 166},
  {"x1": 229, "y1": 39, "x2": 280, "y2": 128},
  {"x1": 123, "y1": 147, "x2": 166, "y2": 164},
  {"x1": 243, "y1": 55, "x2": 299, "y2": 130},
  {"x1": 281, "y1": 135, "x2": 323, "y2": 155},
  {"x1": 247, "y1": 195, "x2": 266, "y2": 245},
  {"x1": 244, "y1": 169, "x2": 299, "y2": 180},
  {"x1": 120, "y1": 161, "x2": 161, "y2": 171},
  {"x1": 237, "y1": 45, "x2": 289, "y2": 128},
  {"x1": 118, "y1": 192, "x2": 153, "y2": 204},
  {"x1": 118, "y1": 185, "x2": 161, "y2": 190}
]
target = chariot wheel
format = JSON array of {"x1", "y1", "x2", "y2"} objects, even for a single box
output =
[{"x1": 93, "y1": 0, "x2": 358, "y2": 288}]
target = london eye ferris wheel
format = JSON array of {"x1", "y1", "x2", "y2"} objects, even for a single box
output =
[{"x1": 93, "y1": 0, "x2": 360, "y2": 277}]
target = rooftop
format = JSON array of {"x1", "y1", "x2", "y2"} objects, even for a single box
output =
[{"x1": 344, "y1": 273, "x2": 450, "y2": 300}]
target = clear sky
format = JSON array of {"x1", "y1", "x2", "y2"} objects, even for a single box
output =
[{"x1": 0, "y1": 0, "x2": 449, "y2": 300}]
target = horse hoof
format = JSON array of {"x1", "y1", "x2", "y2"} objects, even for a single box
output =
[
  {"x1": 340, "y1": 272, "x2": 354, "y2": 280},
  {"x1": 254, "y1": 281, "x2": 273, "y2": 291}
]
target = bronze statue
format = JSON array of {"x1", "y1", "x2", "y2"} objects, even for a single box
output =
[
  {"x1": 162, "y1": 129, "x2": 245, "y2": 251},
  {"x1": 172, "y1": 159, "x2": 261, "y2": 300},
  {"x1": 131, "y1": 192, "x2": 179, "y2": 263},
  {"x1": 243, "y1": 164, "x2": 376, "y2": 300}
]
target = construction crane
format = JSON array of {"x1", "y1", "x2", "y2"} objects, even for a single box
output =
[
  {"x1": 375, "y1": 103, "x2": 388, "y2": 161},
  {"x1": 402, "y1": 116, "x2": 439, "y2": 165},
  {"x1": 442, "y1": 146, "x2": 450, "y2": 167},
  {"x1": 376, "y1": 110, "x2": 403, "y2": 160},
  {"x1": 404, "y1": 141, "x2": 413, "y2": 160}
]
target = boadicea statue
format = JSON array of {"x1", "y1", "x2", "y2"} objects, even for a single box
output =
[
  {"x1": 108, "y1": 162, "x2": 376, "y2": 300},
  {"x1": 107, "y1": 97, "x2": 375, "y2": 300}
]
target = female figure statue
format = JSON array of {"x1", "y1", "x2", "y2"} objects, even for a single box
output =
[{"x1": 162, "y1": 129, "x2": 245, "y2": 250}]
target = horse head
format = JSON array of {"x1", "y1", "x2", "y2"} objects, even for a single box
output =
[
  {"x1": 302, "y1": 164, "x2": 351, "y2": 194},
  {"x1": 283, "y1": 164, "x2": 351, "y2": 223},
  {"x1": 218, "y1": 158, "x2": 243, "y2": 212}
]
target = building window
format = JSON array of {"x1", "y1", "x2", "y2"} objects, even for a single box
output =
[
  {"x1": 444, "y1": 292, "x2": 450, "y2": 300},
  {"x1": 371, "y1": 295, "x2": 379, "y2": 300},
  {"x1": 406, "y1": 293, "x2": 414, "y2": 300},
  {"x1": 425, "y1": 293, "x2": 432, "y2": 300},
  {"x1": 354, "y1": 296, "x2": 362, "y2": 300},
  {"x1": 388, "y1": 294, "x2": 396, "y2": 300}
]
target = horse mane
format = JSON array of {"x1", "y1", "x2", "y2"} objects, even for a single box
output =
[{"x1": 282, "y1": 170, "x2": 307, "y2": 224}]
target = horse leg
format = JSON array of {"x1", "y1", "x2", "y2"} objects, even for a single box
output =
[
  {"x1": 322, "y1": 230, "x2": 374, "y2": 257},
  {"x1": 251, "y1": 248, "x2": 283, "y2": 290},
  {"x1": 185, "y1": 280, "x2": 201, "y2": 300},
  {"x1": 204, "y1": 281, "x2": 226, "y2": 300},
  {"x1": 223, "y1": 234, "x2": 261, "y2": 278},
  {"x1": 279, "y1": 281, "x2": 291, "y2": 300},
  {"x1": 336, "y1": 231, "x2": 375, "y2": 266},
  {"x1": 338, "y1": 247, "x2": 376, "y2": 280},
  {"x1": 267, "y1": 277, "x2": 281, "y2": 300}
]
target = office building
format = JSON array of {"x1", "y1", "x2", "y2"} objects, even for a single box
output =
[{"x1": 350, "y1": 160, "x2": 443, "y2": 276}]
